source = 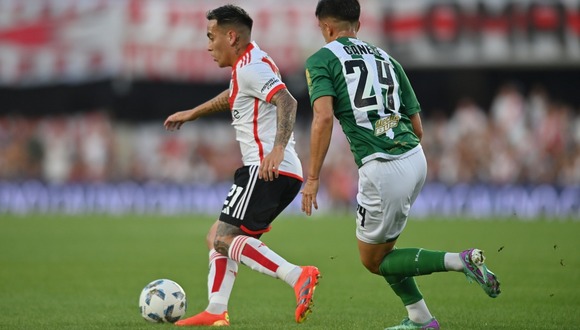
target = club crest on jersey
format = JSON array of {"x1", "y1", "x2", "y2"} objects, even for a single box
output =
[{"x1": 374, "y1": 114, "x2": 400, "y2": 138}]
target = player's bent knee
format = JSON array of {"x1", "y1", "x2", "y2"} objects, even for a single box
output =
[
  {"x1": 205, "y1": 232, "x2": 214, "y2": 250},
  {"x1": 206, "y1": 221, "x2": 219, "y2": 250},
  {"x1": 213, "y1": 235, "x2": 236, "y2": 257},
  {"x1": 360, "y1": 258, "x2": 381, "y2": 275},
  {"x1": 213, "y1": 240, "x2": 229, "y2": 256}
]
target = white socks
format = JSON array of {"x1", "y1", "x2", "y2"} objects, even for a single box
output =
[
  {"x1": 206, "y1": 249, "x2": 237, "y2": 314},
  {"x1": 229, "y1": 236, "x2": 301, "y2": 286},
  {"x1": 406, "y1": 299, "x2": 433, "y2": 324},
  {"x1": 444, "y1": 252, "x2": 464, "y2": 271},
  {"x1": 205, "y1": 236, "x2": 302, "y2": 314},
  {"x1": 405, "y1": 253, "x2": 464, "y2": 323}
]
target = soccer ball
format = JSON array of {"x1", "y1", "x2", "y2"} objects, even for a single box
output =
[{"x1": 139, "y1": 279, "x2": 187, "y2": 323}]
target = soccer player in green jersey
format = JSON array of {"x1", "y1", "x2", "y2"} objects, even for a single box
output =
[{"x1": 301, "y1": 1, "x2": 501, "y2": 329}]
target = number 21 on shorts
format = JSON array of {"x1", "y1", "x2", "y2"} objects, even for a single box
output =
[{"x1": 222, "y1": 184, "x2": 244, "y2": 215}]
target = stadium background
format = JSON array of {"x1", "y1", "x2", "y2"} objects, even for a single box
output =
[{"x1": 1, "y1": 0, "x2": 579, "y2": 219}]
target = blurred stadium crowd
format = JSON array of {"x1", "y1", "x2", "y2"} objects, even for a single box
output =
[
  {"x1": 1, "y1": 82, "x2": 579, "y2": 190},
  {"x1": 1, "y1": 0, "x2": 579, "y2": 216}
]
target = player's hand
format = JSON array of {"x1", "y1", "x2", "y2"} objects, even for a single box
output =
[
  {"x1": 259, "y1": 147, "x2": 284, "y2": 181},
  {"x1": 164, "y1": 111, "x2": 192, "y2": 131},
  {"x1": 301, "y1": 178, "x2": 320, "y2": 216}
]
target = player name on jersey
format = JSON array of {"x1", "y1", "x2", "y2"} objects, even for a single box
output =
[{"x1": 342, "y1": 44, "x2": 381, "y2": 57}]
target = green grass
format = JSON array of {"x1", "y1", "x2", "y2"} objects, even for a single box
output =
[{"x1": 1, "y1": 214, "x2": 579, "y2": 329}]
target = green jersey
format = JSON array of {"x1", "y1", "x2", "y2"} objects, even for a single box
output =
[{"x1": 305, "y1": 37, "x2": 421, "y2": 167}]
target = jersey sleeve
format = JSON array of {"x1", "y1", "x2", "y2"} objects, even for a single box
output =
[
  {"x1": 238, "y1": 62, "x2": 286, "y2": 103},
  {"x1": 305, "y1": 49, "x2": 337, "y2": 106},
  {"x1": 391, "y1": 57, "x2": 421, "y2": 116}
]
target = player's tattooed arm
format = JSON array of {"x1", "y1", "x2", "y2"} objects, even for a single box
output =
[
  {"x1": 191, "y1": 89, "x2": 231, "y2": 119},
  {"x1": 209, "y1": 91, "x2": 230, "y2": 111},
  {"x1": 164, "y1": 89, "x2": 230, "y2": 130},
  {"x1": 214, "y1": 222, "x2": 245, "y2": 257},
  {"x1": 270, "y1": 88, "x2": 297, "y2": 148},
  {"x1": 259, "y1": 88, "x2": 297, "y2": 180}
]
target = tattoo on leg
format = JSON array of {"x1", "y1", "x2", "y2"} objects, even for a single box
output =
[
  {"x1": 214, "y1": 239, "x2": 230, "y2": 256},
  {"x1": 214, "y1": 222, "x2": 245, "y2": 256}
]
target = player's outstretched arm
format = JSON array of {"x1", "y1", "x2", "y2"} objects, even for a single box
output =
[
  {"x1": 301, "y1": 95, "x2": 334, "y2": 216},
  {"x1": 164, "y1": 89, "x2": 230, "y2": 131},
  {"x1": 259, "y1": 88, "x2": 297, "y2": 181}
]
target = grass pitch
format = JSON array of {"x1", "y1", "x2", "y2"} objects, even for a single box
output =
[{"x1": 0, "y1": 213, "x2": 578, "y2": 329}]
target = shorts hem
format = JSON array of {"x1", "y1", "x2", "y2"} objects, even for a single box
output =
[{"x1": 356, "y1": 232, "x2": 400, "y2": 244}]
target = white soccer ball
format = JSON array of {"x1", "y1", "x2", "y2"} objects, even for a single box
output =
[{"x1": 139, "y1": 279, "x2": 187, "y2": 323}]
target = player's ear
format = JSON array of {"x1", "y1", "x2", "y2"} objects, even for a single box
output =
[
  {"x1": 227, "y1": 30, "x2": 237, "y2": 46},
  {"x1": 324, "y1": 23, "x2": 332, "y2": 38},
  {"x1": 355, "y1": 21, "x2": 361, "y2": 33},
  {"x1": 327, "y1": 23, "x2": 337, "y2": 39}
]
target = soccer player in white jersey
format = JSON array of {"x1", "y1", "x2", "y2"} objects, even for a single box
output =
[
  {"x1": 164, "y1": 5, "x2": 319, "y2": 326},
  {"x1": 301, "y1": 1, "x2": 500, "y2": 329}
]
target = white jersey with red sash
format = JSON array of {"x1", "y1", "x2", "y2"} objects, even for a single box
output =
[{"x1": 228, "y1": 41, "x2": 302, "y2": 181}]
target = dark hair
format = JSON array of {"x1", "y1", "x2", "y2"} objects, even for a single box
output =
[
  {"x1": 206, "y1": 5, "x2": 253, "y2": 31},
  {"x1": 315, "y1": 0, "x2": 360, "y2": 23}
]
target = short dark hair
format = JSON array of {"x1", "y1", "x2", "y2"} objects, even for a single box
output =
[
  {"x1": 206, "y1": 5, "x2": 253, "y2": 31},
  {"x1": 315, "y1": 0, "x2": 360, "y2": 23}
]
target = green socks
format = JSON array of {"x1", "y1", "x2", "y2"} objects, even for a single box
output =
[
  {"x1": 379, "y1": 248, "x2": 446, "y2": 277},
  {"x1": 380, "y1": 248, "x2": 447, "y2": 306},
  {"x1": 384, "y1": 275, "x2": 423, "y2": 305}
]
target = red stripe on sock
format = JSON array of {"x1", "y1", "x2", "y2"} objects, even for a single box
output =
[
  {"x1": 230, "y1": 239, "x2": 241, "y2": 262},
  {"x1": 230, "y1": 236, "x2": 249, "y2": 262},
  {"x1": 209, "y1": 251, "x2": 221, "y2": 263},
  {"x1": 241, "y1": 244, "x2": 279, "y2": 273},
  {"x1": 211, "y1": 257, "x2": 228, "y2": 293}
]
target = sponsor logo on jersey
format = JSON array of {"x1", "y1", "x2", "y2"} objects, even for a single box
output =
[
  {"x1": 261, "y1": 77, "x2": 280, "y2": 93},
  {"x1": 374, "y1": 114, "x2": 400, "y2": 137},
  {"x1": 305, "y1": 69, "x2": 313, "y2": 95}
]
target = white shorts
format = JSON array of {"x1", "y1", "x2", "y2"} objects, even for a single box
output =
[{"x1": 355, "y1": 146, "x2": 427, "y2": 244}]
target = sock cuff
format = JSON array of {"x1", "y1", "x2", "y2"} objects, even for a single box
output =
[
  {"x1": 277, "y1": 264, "x2": 300, "y2": 284},
  {"x1": 209, "y1": 249, "x2": 227, "y2": 264},
  {"x1": 209, "y1": 296, "x2": 229, "y2": 306},
  {"x1": 438, "y1": 252, "x2": 446, "y2": 271},
  {"x1": 228, "y1": 236, "x2": 250, "y2": 262}
]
